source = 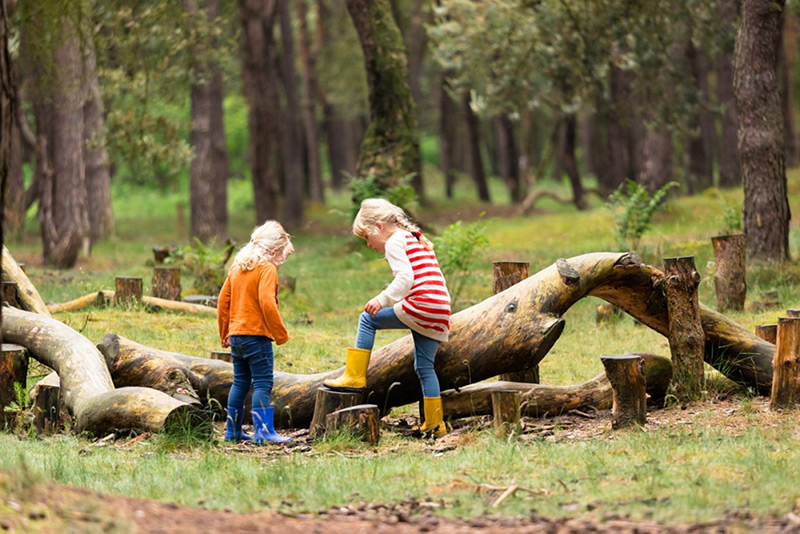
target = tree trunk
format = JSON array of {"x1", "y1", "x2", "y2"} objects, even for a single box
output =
[
  {"x1": 780, "y1": 14, "x2": 798, "y2": 166},
  {"x1": 345, "y1": 0, "x2": 421, "y2": 198},
  {"x1": 605, "y1": 65, "x2": 631, "y2": 193},
  {"x1": 562, "y1": 114, "x2": 587, "y2": 210},
  {"x1": 1, "y1": 0, "x2": 11, "y2": 313},
  {"x1": 278, "y1": 0, "x2": 305, "y2": 229},
  {"x1": 240, "y1": 0, "x2": 281, "y2": 224},
  {"x1": 716, "y1": 0, "x2": 742, "y2": 189},
  {"x1": 685, "y1": 42, "x2": 714, "y2": 194},
  {"x1": 208, "y1": 0, "x2": 229, "y2": 241},
  {"x1": 297, "y1": 0, "x2": 323, "y2": 203},
  {"x1": 437, "y1": 73, "x2": 458, "y2": 199},
  {"x1": 770, "y1": 317, "x2": 800, "y2": 409},
  {"x1": 94, "y1": 253, "x2": 777, "y2": 429},
  {"x1": 4, "y1": 87, "x2": 24, "y2": 239},
  {"x1": 734, "y1": 0, "x2": 791, "y2": 261},
  {"x1": 494, "y1": 115, "x2": 522, "y2": 203},
  {"x1": 711, "y1": 234, "x2": 747, "y2": 311},
  {"x1": 463, "y1": 92, "x2": 490, "y2": 201},
  {"x1": 2, "y1": 246, "x2": 50, "y2": 316},
  {"x1": 3, "y1": 308, "x2": 197, "y2": 434}
]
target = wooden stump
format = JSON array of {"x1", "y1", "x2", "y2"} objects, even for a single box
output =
[
  {"x1": 2, "y1": 281, "x2": 18, "y2": 306},
  {"x1": 115, "y1": 277, "x2": 143, "y2": 306},
  {"x1": 755, "y1": 324, "x2": 778, "y2": 344},
  {"x1": 711, "y1": 234, "x2": 747, "y2": 312},
  {"x1": 210, "y1": 351, "x2": 232, "y2": 363},
  {"x1": 152, "y1": 267, "x2": 182, "y2": 301},
  {"x1": 491, "y1": 390, "x2": 521, "y2": 436},
  {"x1": 309, "y1": 388, "x2": 363, "y2": 438},
  {"x1": 663, "y1": 256, "x2": 705, "y2": 400},
  {"x1": 152, "y1": 246, "x2": 172, "y2": 264},
  {"x1": 493, "y1": 261, "x2": 538, "y2": 383},
  {"x1": 753, "y1": 291, "x2": 780, "y2": 312},
  {"x1": 325, "y1": 404, "x2": 380, "y2": 444},
  {"x1": 786, "y1": 309, "x2": 800, "y2": 318},
  {"x1": 770, "y1": 317, "x2": 800, "y2": 410},
  {"x1": 0, "y1": 343, "x2": 28, "y2": 425},
  {"x1": 600, "y1": 354, "x2": 646, "y2": 429},
  {"x1": 33, "y1": 384, "x2": 60, "y2": 435}
]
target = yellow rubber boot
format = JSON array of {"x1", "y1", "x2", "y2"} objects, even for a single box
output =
[
  {"x1": 323, "y1": 348, "x2": 371, "y2": 392},
  {"x1": 417, "y1": 396, "x2": 447, "y2": 437}
]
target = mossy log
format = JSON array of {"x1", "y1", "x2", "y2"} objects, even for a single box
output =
[
  {"x1": 2, "y1": 307, "x2": 197, "y2": 434},
  {"x1": 97, "y1": 253, "x2": 776, "y2": 429},
  {"x1": 2, "y1": 246, "x2": 51, "y2": 316},
  {"x1": 441, "y1": 353, "x2": 672, "y2": 419},
  {"x1": 46, "y1": 290, "x2": 217, "y2": 317}
]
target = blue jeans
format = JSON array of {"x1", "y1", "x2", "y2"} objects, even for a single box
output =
[
  {"x1": 355, "y1": 308, "x2": 441, "y2": 397},
  {"x1": 227, "y1": 335, "x2": 274, "y2": 411}
]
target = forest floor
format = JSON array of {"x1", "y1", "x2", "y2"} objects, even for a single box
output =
[{"x1": 4, "y1": 397, "x2": 800, "y2": 534}]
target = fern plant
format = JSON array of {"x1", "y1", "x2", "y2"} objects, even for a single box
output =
[
  {"x1": 435, "y1": 214, "x2": 489, "y2": 308},
  {"x1": 606, "y1": 180, "x2": 678, "y2": 252}
]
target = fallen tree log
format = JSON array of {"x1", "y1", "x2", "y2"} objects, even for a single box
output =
[
  {"x1": 2, "y1": 307, "x2": 199, "y2": 434},
  {"x1": 98, "y1": 253, "x2": 775, "y2": 429},
  {"x1": 2, "y1": 246, "x2": 51, "y2": 316},
  {"x1": 46, "y1": 290, "x2": 217, "y2": 317},
  {"x1": 441, "y1": 353, "x2": 672, "y2": 419}
]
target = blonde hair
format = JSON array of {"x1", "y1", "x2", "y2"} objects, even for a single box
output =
[
  {"x1": 230, "y1": 220, "x2": 294, "y2": 272},
  {"x1": 353, "y1": 198, "x2": 433, "y2": 250}
]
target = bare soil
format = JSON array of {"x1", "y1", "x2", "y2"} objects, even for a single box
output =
[{"x1": 4, "y1": 398, "x2": 800, "y2": 534}]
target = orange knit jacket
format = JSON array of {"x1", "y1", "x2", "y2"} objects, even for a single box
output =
[{"x1": 217, "y1": 262, "x2": 289, "y2": 346}]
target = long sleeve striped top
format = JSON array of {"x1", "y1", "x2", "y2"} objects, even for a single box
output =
[{"x1": 374, "y1": 230, "x2": 451, "y2": 342}]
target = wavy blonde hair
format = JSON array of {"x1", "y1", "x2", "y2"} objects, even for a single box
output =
[
  {"x1": 230, "y1": 220, "x2": 294, "y2": 272},
  {"x1": 353, "y1": 198, "x2": 433, "y2": 250}
]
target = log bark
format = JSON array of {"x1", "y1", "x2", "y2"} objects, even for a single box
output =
[
  {"x1": 310, "y1": 388, "x2": 363, "y2": 438},
  {"x1": 755, "y1": 324, "x2": 778, "y2": 344},
  {"x1": 2, "y1": 246, "x2": 51, "y2": 316},
  {"x1": 33, "y1": 383, "x2": 60, "y2": 435},
  {"x1": 442, "y1": 353, "x2": 672, "y2": 419},
  {"x1": 210, "y1": 351, "x2": 232, "y2": 363},
  {"x1": 491, "y1": 390, "x2": 520, "y2": 436},
  {"x1": 493, "y1": 261, "x2": 537, "y2": 383},
  {"x1": 115, "y1": 277, "x2": 142, "y2": 306},
  {"x1": 97, "y1": 253, "x2": 777, "y2": 429},
  {"x1": 152, "y1": 267, "x2": 182, "y2": 301},
  {"x1": 601, "y1": 354, "x2": 646, "y2": 429},
  {"x1": 712, "y1": 234, "x2": 747, "y2": 312},
  {"x1": 770, "y1": 317, "x2": 800, "y2": 409},
  {"x1": 663, "y1": 256, "x2": 705, "y2": 400},
  {"x1": 2, "y1": 308, "x2": 197, "y2": 434},
  {"x1": 325, "y1": 404, "x2": 380, "y2": 444}
]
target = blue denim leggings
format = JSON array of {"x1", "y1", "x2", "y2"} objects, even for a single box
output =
[
  {"x1": 355, "y1": 308, "x2": 441, "y2": 397},
  {"x1": 226, "y1": 335, "x2": 274, "y2": 411}
]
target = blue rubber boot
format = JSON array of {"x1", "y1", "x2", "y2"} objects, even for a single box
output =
[
  {"x1": 223, "y1": 406, "x2": 253, "y2": 443},
  {"x1": 252, "y1": 407, "x2": 292, "y2": 444}
]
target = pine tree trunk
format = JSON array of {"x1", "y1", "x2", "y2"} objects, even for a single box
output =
[
  {"x1": 297, "y1": 0, "x2": 323, "y2": 203},
  {"x1": 780, "y1": 14, "x2": 798, "y2": 166},
  {"x1": 562, "y1": 114, "x2": 586, "y2": 210},
  {"x1": 734, "y1": 0, "x2": 791, "y2": 261},
  {"x1": 207, "y1": 0, "x2": 229, "y2": 241},
  {"x1": 686, "y1": 42, "x2": 714, "y2": 194},
  {"x1": 606, "y1": 65, "x2": 631, "y2": 192},
  {"x1": 464, "y1": 92, "x2": 490, "y2": 201},
  {"x1": 437, "y1": 73, "x2": 458, "y2": 199},
  {"x1": 716, "y1": 0, "x2": 742, "y2": 189}
]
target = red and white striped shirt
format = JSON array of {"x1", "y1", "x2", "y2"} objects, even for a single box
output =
[{"x1": 375, "y1": 230, "x2": 451, "y2": 342}]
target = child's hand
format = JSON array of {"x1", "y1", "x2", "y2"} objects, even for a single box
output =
[
  {"x1": 364, "y1": 298, "x2": 382, "y2": 316},
  {"x1": 221, "y1": 339, "x2": 230, "y2": 349}
]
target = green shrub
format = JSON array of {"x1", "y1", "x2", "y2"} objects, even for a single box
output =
[
  {"x1": 606, "y1": 180, "x2": 678, "y2": 252},
  {"x1": 435, "y1": 214, "x2": 489, "y2": 308},
  {"x1": 169, "y1": 239, "x2": 235, "y2": 296},
  {"x1": 349, "y1": 172, "x2": 418, "y2": 221}
]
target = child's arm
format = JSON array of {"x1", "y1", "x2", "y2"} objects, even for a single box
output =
[
  {"x1": 374, "y1": 236, "x2": 413, "y2": 308},
  {"x1": 258, "y1": 264, "x2": 290, "y2": 345},
  {"x1": 217, "y1": 276, "x2": 232, "y2": 348}
]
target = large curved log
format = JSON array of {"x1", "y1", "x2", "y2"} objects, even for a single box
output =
[
  {"x1": 441, "y1": 354, "x2": 673, "y2": 419},
  {"x1": 2, "y1": 308, "x2": 196, "y2": 434},
  {"x1": 97, "y1": 253, "x2": 776, "y2": 429},
  {"x1": 2, "y1": 246, "x2": 51, "y2": 316}
]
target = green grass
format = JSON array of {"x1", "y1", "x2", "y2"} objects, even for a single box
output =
[{"x1": 3, "y1": 167, "x2": 800, "y2": 526}]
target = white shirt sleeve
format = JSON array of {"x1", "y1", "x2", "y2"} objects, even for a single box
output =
[{"x1": 375, "y1": 232, "x2": 413, "y2": 307}]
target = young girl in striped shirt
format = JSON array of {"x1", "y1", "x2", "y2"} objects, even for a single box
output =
[{"x1": 324, "y1": 198, "x2": 451, "y2": 436}]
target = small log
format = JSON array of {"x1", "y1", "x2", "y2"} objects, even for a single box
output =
[
  {"x1": 310, "y1": 388, "x2": 363, "y2": 438},
  {"x1": 48, "y1": 291, "x2": 113, "y2": 313},
  {"x1": 33, "y1": 384, "x2": 60, "y2": 435},
  {"x1": 324, "y1": 404, "x2": 380, "y2": 444},
  {"x1": 47, "y1": 290, "x2": 217, "y2": 316},
  {"x1": 0, "y1": 343, "x2": 28, "y2": 425},
  {"x1": 755, "y1": 324, "x2": 778, "y2": 345},
  {"x1": 115, "y1": 277, "x2": 143, "y2": 306},
  {"x1": 711, "y1": 234, "x2": 747, "y2": 312},
  {"x1": 2, "y1": 246, "x2": 51, "y2": 316},
  {"x1": 663, "y1": 256, "x2": 705, "y2": 400},
  {"x1": 2, "y1": 281, "x2": 18, "y2": 306},
  {"x1": 493, "y1": 261, "x2": 538, "y2": 383},
  {"x1": 770, "y1": 317, "x2": 800, "y2": 410},
  {"x1": 152, "y1": 246, "x2": 172, "y2": 264},
  {"x1": 601, "y1": 354, "x2": 646, "y2": 429},
  {"x1": 491, "y1": 390, "x2": 520, "y2": 436},
  {"x1": 210, "y1": 351, "x2": 232, "y2": 363},
  {"x1": 152, "y1": 267, "x2": 181, "y2": 301},
  {"x1": 183, "y1": 295, "x2": 219, "y2": 308}
]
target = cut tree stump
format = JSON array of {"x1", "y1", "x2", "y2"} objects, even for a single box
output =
[
  {"x1": 115, "y1": 277, "x2": 143, "y2": 306},
  {"x1": 601, "y1": 354, "x2": 646, "y2": 429},
  {"x1": 493, "y1": 261, "x2": 538, "y2": 383},
  {"x1": 786, "y1": 309, "x2": 800, "y2": 318},
  {"x1": 152, "y1": 267, "x2": 181, "y2": 301},
  {"x1": 2, "y1": 246, "x2": 51, "y2": 316},
  {"x1": 309, "y1": 388, "x2": 363, "y2": 438},
  {"x1": 770, "y1": 317, "x2": 800, "y2": 410},
  {"x1": 33, "y1": 384, "x2": 60, "y2": 435},
  {"x1": 0, "y1": 343, "x2": 28, "y2": 425},
  {"x1": 325, "y1": 404, "x2": 380, "y2": 444},
  {"x1": 210, "y1": 351, "x2": 232, "y2": 363},
  {"x1": 663, "y1": 256, "x2": 705, "y2": 400},
  {"x1": 711, "y1": 234, "x2": 747, "y2": 312},
  {"x1": 755, "y1": 324, "x2": 778, "y2": 345},
  {"x1": 152, "y1": 246, "x2": 172, "y2": 265},
  {"x1": 491, "y1": 390, "x2": 521, "y2": 436},
  {"x1": 2, "y1": 281, "x2": 18, "y2": 306}
]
